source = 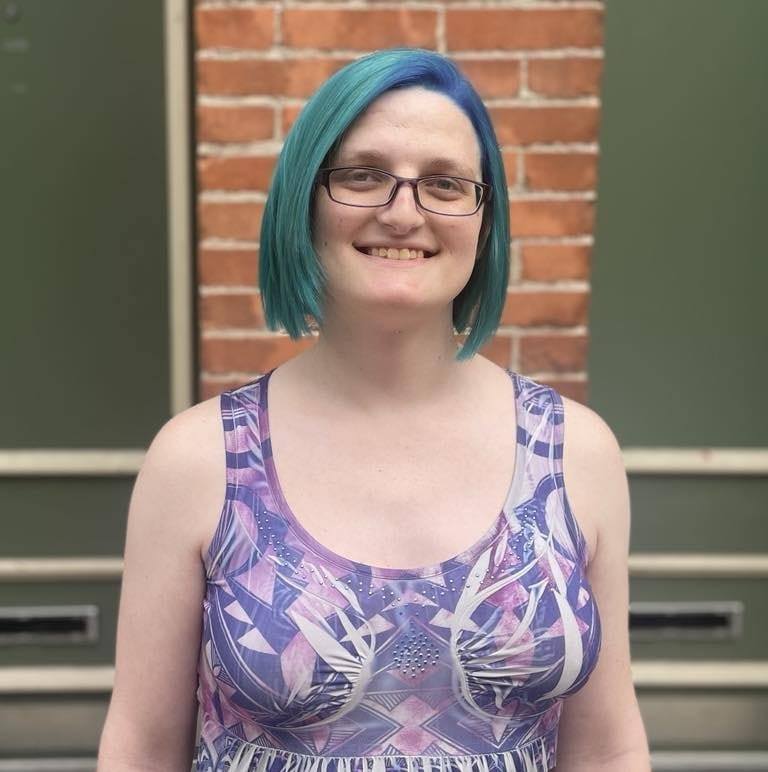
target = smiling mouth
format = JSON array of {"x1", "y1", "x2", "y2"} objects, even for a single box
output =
[{"x1": 355, "y1": 246, "x2": 435, "y2": 260}]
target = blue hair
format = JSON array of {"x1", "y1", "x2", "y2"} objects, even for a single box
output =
[{"x1": 259, "y1": 48, "x2": 509, "y2": 361}]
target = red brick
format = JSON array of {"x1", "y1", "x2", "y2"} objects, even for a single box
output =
[
  {"x1": 199, "y1": 378, "x2": 238, "y2": 400},
  {"x1": 200, "y1": 293, "x2": 265, "y2": 329},
  {"x1": 456, "y1": 59, "x2": 521, "y2": 99},
  {"x1": 490, "y1": 106, "x2": 599, "y2": 145},
  {"x1": 446, "y1": 8, "x2": 603, "y2": 51},
  {"x1": 454, "y1": 333, "x2": 513, "y2": 367},
  {"x1": 199, "y1": 248, "x2": 259, "y2": 286},
  {"x1": 198, "y1": 156, "x2": 276, "y2": 192},
  {"x1": 524, "y1": 152, "x2": 598, "y2": 191},
  {"x1": 502, "y1": 150, "x2": 519, "y2": 187},
  {"x1": 528, "y1": 58, "x2": 604, "y2": 97},
  {"x1": 200, "y1": 378, "x2": 242, "y2": 400},
  {"x1": 197, "y1": 105, "x2": 274, "y2": 143},
  {"x1": 283, "y1": 9, "x2": 437, "y2": 50},
  {"x1": 547, "y1": 379, "x2": 588, "y2": 405},
  {"x1": 198, "y1": 201, "x2": 263, "y2": 241},
  {"x1": 478, "y1": 335, "x2": 514, "y2": 368},
  {"x1": 197, "y1": 58, "x2": 350, "y2": 98},
  {"x1": 201, "y1": 336, "x2": 316, "y2": 373},
  {"x1": 500, "y1": 290, "x2": 589, "y2": 326},
  {"x1": 282, "y1": 58, "x2": 353, "y2": 98},
  {"x1": 519, "y1": 334, "x2": 589, "y2": 372},
  {"x1": 195, "y1": 7, "x2": 274, "y2": 50},
  {"x1": 197, "y1": 59, "x2": 285, "y2": 96},
  {"x1": 510, "y1": 200, "x2": 594, "y2": 237},
  {"x1": 282, "y1": 104, "x2": 304, "y2": 135},
  {"x1": 520, "y1": 245, "x2": 591, "y2": 281}
]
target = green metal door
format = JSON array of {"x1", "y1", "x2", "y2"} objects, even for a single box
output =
[
  {"x1": 590, "y1": 1, "x2": 768, "y2": 767},
  {"x1": 0, "y1": 0, "x2": 192, "y2": 763}
]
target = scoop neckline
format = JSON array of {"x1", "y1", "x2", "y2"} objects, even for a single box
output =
[{"x1": 258, "y1": 367, "x2": 525, "y2": 579}]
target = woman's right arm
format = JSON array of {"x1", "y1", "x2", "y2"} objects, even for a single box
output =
[{"x1": 97, "y1": 398, "x2": 225, "y2": 771}]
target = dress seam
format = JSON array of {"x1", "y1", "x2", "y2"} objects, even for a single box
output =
[{"x1": 210, "y1": 725, "x2": 556, "y2": 761}]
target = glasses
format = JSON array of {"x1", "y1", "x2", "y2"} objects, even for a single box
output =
[{"x1": 316, "y1": 166, "x2": 491, "y2": 216}]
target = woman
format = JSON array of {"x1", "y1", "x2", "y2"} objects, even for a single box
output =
[{"x1": 98, "y1": 49, "x2": 650, "y2": 771}]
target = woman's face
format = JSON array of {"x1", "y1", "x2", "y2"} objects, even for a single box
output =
[{"x1": 312, "y1": 86, "x2": 486, "y2": 322}]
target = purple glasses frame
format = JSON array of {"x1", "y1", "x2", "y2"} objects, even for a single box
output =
[{"x1": 316, "y1": 166, "x2": 492, "y2": 216}]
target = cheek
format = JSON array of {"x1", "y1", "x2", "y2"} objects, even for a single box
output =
[
  {"x1": 446, "y1": 217, "x2": 483, "y2": 252},
  {"x1": 312, "y1": 198, "x2": 357, "y2": 253},
  {"x1": 311, "y1": 199, "x2": 330, "y2": 248},
  {"x1": 469, "y1": 212, "x2": 486, "y2": 251}
]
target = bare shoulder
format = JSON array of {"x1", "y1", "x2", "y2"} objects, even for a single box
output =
[
  {"x1": 559, "y1": 394, "x2": 629, "y2": 566},
  {"x1": 559, "y1": 393, "x2": 622, "y2": 456},
  {"x1": 140, "y1": 394, "x2": 226, "y2": 563},
  {"x1": 554, "y1": 398, "x2": 649, "y2": 764},
  {"x1": 99, "y1": 394, "x2": 227, "y2": 763}
]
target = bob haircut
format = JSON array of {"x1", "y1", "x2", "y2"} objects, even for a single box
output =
[{"x1": 260, "y1": 48, "x2": 510, "y2": 361}]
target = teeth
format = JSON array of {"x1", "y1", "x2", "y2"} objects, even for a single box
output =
[{"x1": 364, "y1": 247, "x2": 427, "y2": 260}]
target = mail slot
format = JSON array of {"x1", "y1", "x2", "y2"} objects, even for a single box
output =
[
  {"x1": 0, "y1": 605, "x2": 99, "y2": 645},
  {"x1": 629, "y1": 601, "x2": 743, "y2": 641}
]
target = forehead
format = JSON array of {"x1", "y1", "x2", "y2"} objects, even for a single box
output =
[{"x1": 334, "y1": 87, "x2": 482, "y2": 176}]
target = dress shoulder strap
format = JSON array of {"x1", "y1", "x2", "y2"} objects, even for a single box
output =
[
  {"x1": 221, "y1": 379, "x2": 262, "y2": 480},
  {"x1": 204, "y1": 375, "x2": 271, "y2": 579},
  {"x1": 511, "y1": 373, "x2": 590, "y2": 571}
]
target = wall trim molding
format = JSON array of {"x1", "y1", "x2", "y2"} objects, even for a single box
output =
[
  {"x1": 0, "y1": 763, "x2": 98, "y2": 772},
  {"x1": 3, "y1": 447, "x2": 766, "y2": 477},
  {"x1": 0, "y1": 558, "x2": 123, "y2": 582},
  {"x1": 632, "y1": 660, "x2": 768, "y2": 688},
  {"x1": 0, "y1": 450, "x2": 144, "y2": 476},
  {"x1": 649, "y1": 751, "x2": 768, "y2": 771},
  {"x1": 4, "y1": 553, "x2": 767, "y2": 582},
  {"x1": 164, "y1": 0, "x2": 194, "y2": 415},
  {"x1": 629, "y1": 553, "x2": 768, "y2": 577},
  {"x1": 0, "y1": 666, "x2": 114, "y2": 694},
  {"x1": 623, "y1": 448, "x2": 768, "y2": 475},
  {"x1": 2, "y1": 661, "x2": 767, "y2": 694}
]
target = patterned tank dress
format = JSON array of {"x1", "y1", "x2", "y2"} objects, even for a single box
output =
[{"x1": 195, "y1": 368, "x2": 602, "y2": 771}]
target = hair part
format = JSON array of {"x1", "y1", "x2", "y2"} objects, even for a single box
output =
[{"x1": 259, "y1": 48, "x2": 510, "y2": 361}]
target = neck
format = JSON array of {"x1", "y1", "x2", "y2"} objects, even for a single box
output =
[{"x1": 292, "y1": 305, "x2": 477, "y2": 416}]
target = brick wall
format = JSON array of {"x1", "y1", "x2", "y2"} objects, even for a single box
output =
[{"x1": 194, "y1": 1, "x2": 604, "y2": 403}]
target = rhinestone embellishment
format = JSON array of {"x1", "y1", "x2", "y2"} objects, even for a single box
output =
[{"x1": 392, "y1": 626, "x2": 440, "y2": 678}]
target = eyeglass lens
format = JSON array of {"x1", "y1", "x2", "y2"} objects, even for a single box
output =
[{"x1": 328, "y1": 168, "x2": 481, "y2": 215}]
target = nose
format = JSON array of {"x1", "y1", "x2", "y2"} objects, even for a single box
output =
[{"x1": 376, "y1": 180, "x2": 426, "y2": 233}]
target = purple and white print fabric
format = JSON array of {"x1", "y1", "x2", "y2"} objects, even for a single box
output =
[{"x1": 195, "y1": 369, "x2": 601, "y2": 771}]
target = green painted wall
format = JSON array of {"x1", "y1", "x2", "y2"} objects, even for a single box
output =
[
  {"x1": 590, "y1": 1, "x2": 768, "y2": 673},
  {"x1": 590, "y1": 0, "x2": 768, "y2": 443},
  {"x1": 0, "y1": 0, "x2": 171, "y2": 449},
  {"x1": 0, "y1": 2, "x2": 172, "y2": 679}
]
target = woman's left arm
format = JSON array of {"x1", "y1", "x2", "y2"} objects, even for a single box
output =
[{"x1": 553, "y1": 399, "x2": 651, "y2": 771}]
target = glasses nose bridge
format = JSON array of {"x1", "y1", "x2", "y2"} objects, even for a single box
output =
[{"x1": 387, "y1": 174, "x2": 422, "y2": 209}]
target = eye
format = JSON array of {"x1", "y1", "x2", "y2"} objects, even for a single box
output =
[
  {"x1": 333, "y1": 168, "x2": 390, "y2": 187},
  {"x1": 421, "y1": 176, "x2": 470, "y2": 199},
  {"x1": 349, "y1": 170, "x2": 375, "y2": 182},
  {"x1": 436, "y1": 177, "x2": 461, "y2": 191}
]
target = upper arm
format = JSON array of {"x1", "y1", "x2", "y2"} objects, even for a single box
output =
[
  {"x1": 555, "y1": 398, "x2": 650, "y2": 767},
  {"x1": 98, "y1": 399, "x2": 225, "y2": 770}
]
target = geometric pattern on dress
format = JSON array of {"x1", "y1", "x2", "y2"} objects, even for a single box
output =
[{"x1": 194, "y1": 369, "x2": 602, "y2": 772}]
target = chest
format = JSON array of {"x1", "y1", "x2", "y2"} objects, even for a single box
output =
[{"x1": 267, "y1": 403, "x2": 520, "y2": 570}]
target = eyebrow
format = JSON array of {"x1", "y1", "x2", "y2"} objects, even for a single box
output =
[{"x1": 334, "y1": 150, "x2": 479, "y2": 180}]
